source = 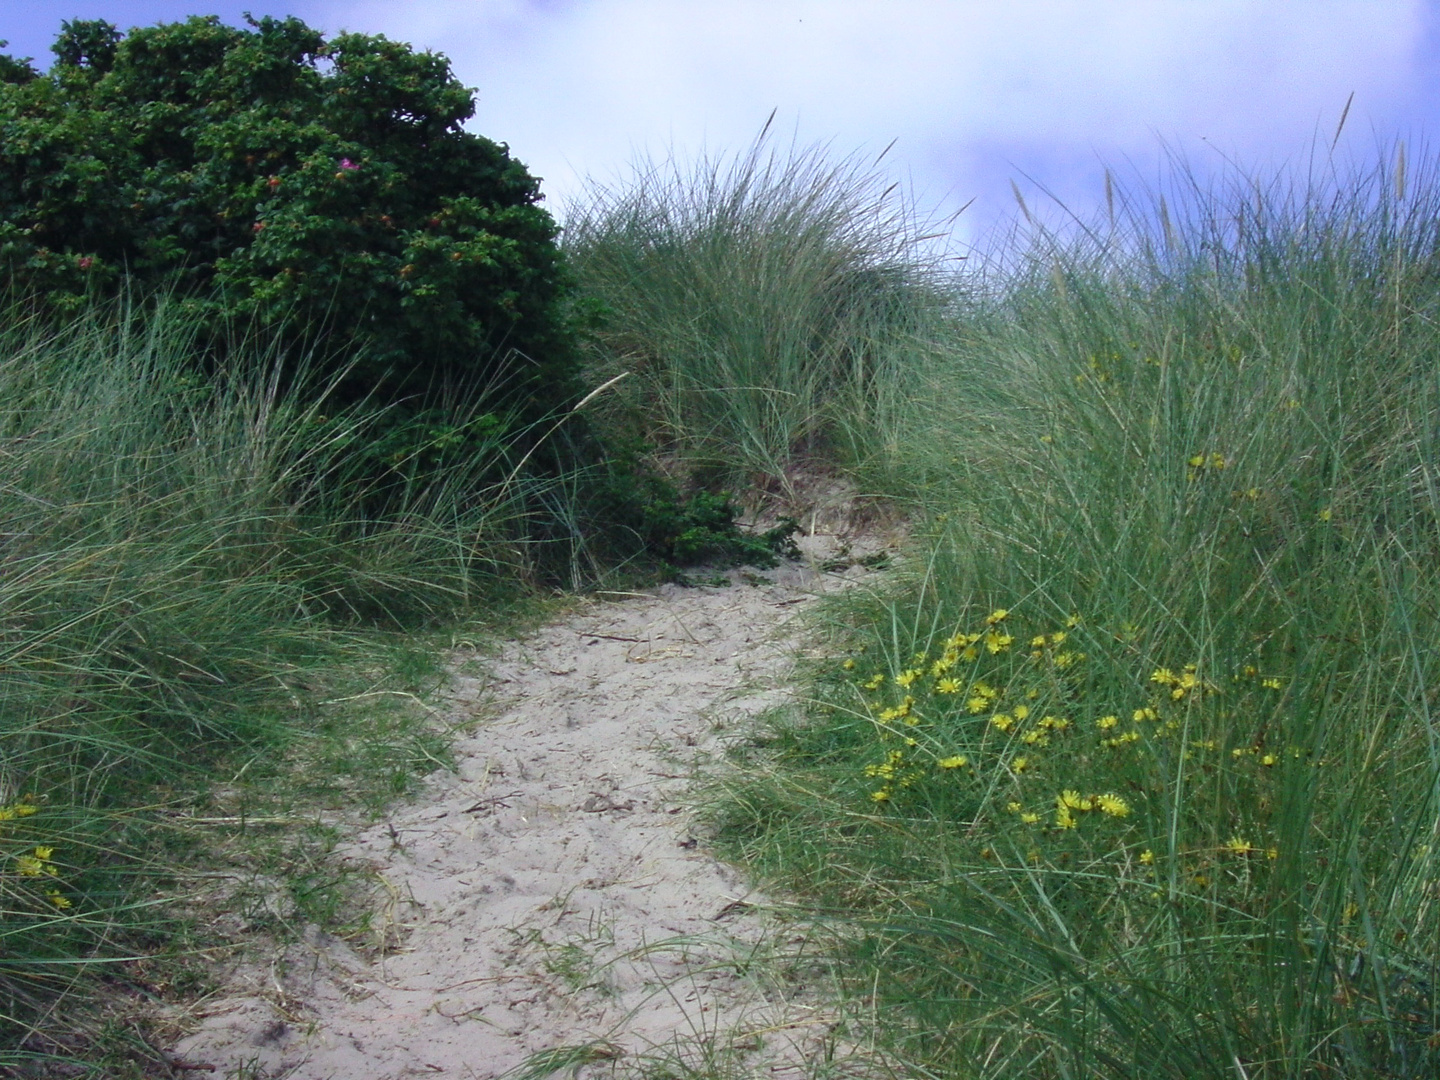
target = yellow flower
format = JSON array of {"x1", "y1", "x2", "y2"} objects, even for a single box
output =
[
  {"x1": 863, "y1": 674, "x2": 886, "y2": 690},
  {"x1": 1065, "y1": 613, "x2": 1081, "y2": 628},
  {"x1": 937, "y1": 755, "x2": 968, "y2": 770},
  {"x1": 1020, "y1": 730, "x2": 1049, "y2": 747},
  {"x1": 1059, "y1": 790, "x2": 1088, "y2": 810},
  {"x1": 842, "y1": 658, "x2": 856, "y2": 671},
  {"x1": 1006, "y1": 801, "x2": 1022, "y2": 813},
  {"x1": 1266, "y1": 847, "x2": 1279, "y2": 860},
  {"x1": 1187, "y1": 454, "x2": 1205, "y2": 469},
  {"x1": 1095, "y1": 793, "x2": 1129, "y2": 818},
  {"x1": 967, "y1": 696, "x2": 989, "y2": 714},
  {"x1": 986, "y1": 609, "x2": 1009, "y2": 625},
  {"x1": 1139, "y1": 849, "x2": 1155, "y2": 865},
  {"x1": 32, "y1": 846, "x2": 53, "y2": 862},
  {"x1": 1012, "y1": 756, "x2": 1030, "y2": 773},
  {"x1": 935, "y1": 678, "x2": 962, "y2": 695},
  {"x1": 1096, "y1": 714, "x2": 1119, "y2": 730},
  {"x1": 989, "y1": 713, "x2": 1015, "y2": 733},
  {"x1": 1055, "y1": 805, "x2": 1077, "y2": 829},
  {"x1": 870, "y1": 790, "x2": 891, "y2": 803},
  {"x1": 1261, "y1": 677, "x2": 1282, "y2": 690},
  {"x1": 15, "y1": 855, "x2": 44, "y2": 877},
  {"x1": 1012, "y1": 704, "x2": 1030, "y2": 721},
  {"x1": 1020, "y1": 812, "x2": 1041, "y2": 825},
  {"x1": 1150, "y1": 668, "x2": 1176, "y2": 686},
  {"x1": 0, "y1": 801, "x2": 38, "y2": 822},
  {"x1": 1133, "y1": 707, "x2": 1158, "y2": 722},
  {"x1": 1260, "y1": 753, "x2": 1277, "y2": 767},
  {"x1": 896, "y1": 669, "x2": 921, "y2": 688},
  {"x1": 1030, "y1": 635, "x2": 1048, "y2": 648},
  {"x1": 45, "y1": 889, "x2": 71, "y2": 909},
  {"x1": 1318, "y1": 507, "x2": 1332, "y2": 522},
  {"x1": 1210, "y1": 452, "x2": 1227, "y2": 469},
  {"x1": 985, "y1": 631, "x2": 1013, "y2": 654},
  {"x1": 865, "y1": 750, "x2": 903, "y2": 778},
  {"x1": 1225, "y1": 835, "x2": 1254, "y2": 856}
]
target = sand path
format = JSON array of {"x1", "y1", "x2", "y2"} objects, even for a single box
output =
[{"x1": 173, "y1": 534, "x2": 881, "y2": 1079}]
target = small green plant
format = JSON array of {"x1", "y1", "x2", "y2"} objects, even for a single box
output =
[
  {"x1": 577, "y1": 447, "x2": 800, "y2": 580},
  {"x1": 646, "y1": 489, "x2": 799, "y2": 572}
]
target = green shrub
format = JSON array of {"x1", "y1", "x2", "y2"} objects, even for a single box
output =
[
  {"x1": 567, "y1": 438, "x2": 800, "y2": 581},
  {"x1": 0, "y1": 16, "x2": 578, "y2": 448}
]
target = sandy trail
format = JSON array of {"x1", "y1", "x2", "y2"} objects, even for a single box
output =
[{"x1": 174, "y1": 534, "x2": 882, "y2": 1079}]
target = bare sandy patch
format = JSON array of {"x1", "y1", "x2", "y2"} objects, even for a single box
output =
[{"x1": 170, "y1": 509, "x2": 897, "y2": 1079}]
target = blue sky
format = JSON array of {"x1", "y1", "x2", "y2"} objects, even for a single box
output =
[{"x1": 5, "y1": 2, "x2": 1438, "y2": 242}]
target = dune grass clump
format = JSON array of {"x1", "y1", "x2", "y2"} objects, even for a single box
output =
[
  {"x1": 563, "y1": 122, "x2": 953, "y2": 485},
  {"x1": 0, "y1": 297, "x2": 545, "y2": 1064},
  {"x1": 713, "y1": 152, "x2": 1440, "y2": 1078}
]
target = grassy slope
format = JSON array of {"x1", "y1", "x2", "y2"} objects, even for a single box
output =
[
  {"x1": 0, "y1": 299, "x2": 552, "y2": 1073},
  {"x1": 569, "y1": 145, "x2": 1440, "y2": 1078}
]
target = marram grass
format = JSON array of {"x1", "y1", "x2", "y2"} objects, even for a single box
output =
[
  {"x1": 0, "y1": 297, "x2": 545, "y2": 1066},
  {"x1": 563, "y1": 122, "x2": 954, "y2": 486},
  {"x1": 710, "y1": 150, "x2": 1440, "y2": 1079}
]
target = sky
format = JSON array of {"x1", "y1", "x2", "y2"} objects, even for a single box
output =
[{"x1": 4, "y1": 2, "x2": 1439, "y2": 244}]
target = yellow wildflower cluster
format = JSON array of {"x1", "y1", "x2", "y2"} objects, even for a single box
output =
[
  {"x1": 0, "y1": 799, "x2": 38, "y2": 823},
  {"x1": 2, "y1": 797, "x2": 72, "y2": 910},
  {"x1": 865, "y1": 749, "x2": 905, "y2": 781},
  {"x1": 15, "y1": 845, "x2": 59, "y2": 878},
  {"x1": 842, "y1": 609, "x2": 1293, "y2": 895},
  {"x1": 1051, "y1": 789, "x2": 1130, "y2": 829},
  {"x1": 877, "y1": 695, "x2": 917, "y2": 724},
  {"x1": 1149, "y1": 664, "x2": 1212, "y2": 701},
  {"x1": 1187, "y1": 451, "x2": 1229, "y2": 479},
  {"x1": 846, "y1": 608, "x2": 1092, "y2": 810}
]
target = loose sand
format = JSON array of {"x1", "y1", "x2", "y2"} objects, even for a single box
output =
[{"x1": 171, "y1": 508, "x2": 894, "y2": 1079}]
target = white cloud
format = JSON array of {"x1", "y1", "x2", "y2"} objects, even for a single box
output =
[{"x1": 299, "y1": 0, "x2": 1430, "y2": 238}]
